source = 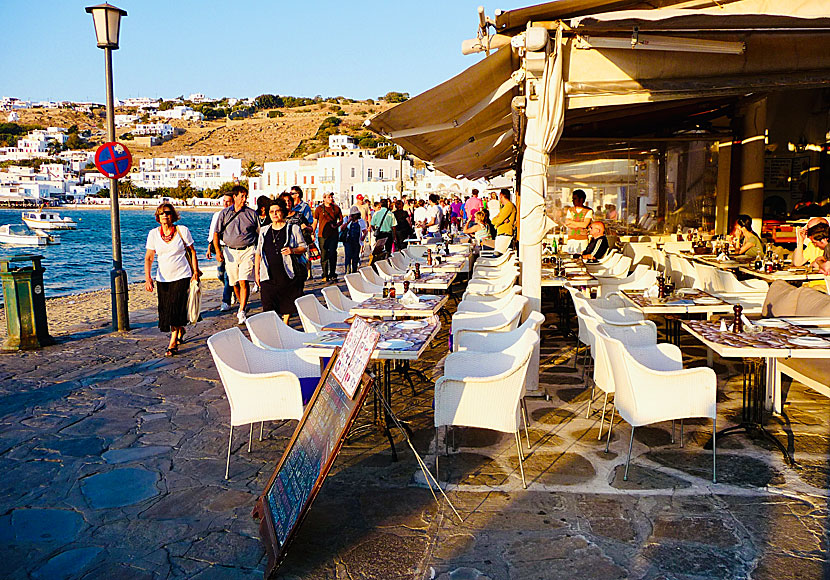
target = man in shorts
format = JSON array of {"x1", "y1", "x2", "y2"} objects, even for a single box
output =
[
  {"x1": 212, "y1": 185, "x2": 259, "y2": 324},
  {"x1": 206, "y1": 191, "x2": 234, "y2": 311}
]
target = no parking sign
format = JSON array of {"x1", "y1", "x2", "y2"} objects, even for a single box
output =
[{"x1": 94, "y1": 141, "x2": 132, "y2": 179}]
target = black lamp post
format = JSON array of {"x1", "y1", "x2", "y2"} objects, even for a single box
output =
[{"x1": 85, "y1": 3, "x2": 129, "y2": 331}]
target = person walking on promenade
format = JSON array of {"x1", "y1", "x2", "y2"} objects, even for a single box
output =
[
  {"x1": 313, "y1": 192, "x2": 343, "y2": 282},
  {"x1": 289, "y1": 186, "x2": 317, "y2": 280},
  {"x1": 255, "y1": 199, "x2": 307, "y2": 324},
  {"x1": 371, "y1": 198, "x2": 397, "y2": 254},
  {"x1": 392, "y1": 199, "x2": 414, "y2": 250},
  {"x1": 341, "y1": 206, "x2": 367, "y2": 273},
  {"x1": 465, "y1": 189, "x2": 483, "y2": 227},
  {"x1": 280, "y1": 192, "x2": 311, "y2": 292},
  {"x1": 144, "y1": 203, "x2": 199, "y2": 357},
  {"x1": 212, "y1": 185, "x2": 259, "y2": 325},
  {"x1": 492, "y1": 189, "x2": 517, "y2": 253},
  {"x1": 425, "y1": 194, "x2": 443, "y2": 238},
  {"x1": 206, "y1": 191, "x2": 234, "y2": 311},
  {"x1": 256, "y1": 195, "x2": 272, "y2": 228}
]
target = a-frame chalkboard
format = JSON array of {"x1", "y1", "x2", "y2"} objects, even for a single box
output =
[{"x1": 253, "y1": 350, "x2": 374, "y2": 578}]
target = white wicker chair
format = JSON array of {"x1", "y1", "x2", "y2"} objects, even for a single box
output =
[
  {"x1": 321, "y1": 285, "x2": 361, "y2": 314},
  {"x1": 435, "y1": 328, "x2": 539, "y2": 488},
  {"x1": 376, "y1": 259, "x2": 406, "y2": 279},
  {"x1": 465, "y1": 272, "x2": 519, "y2": 295},
  {"x1": 245, "y1": 311, "x2": 318, "y2": 350},
  {"x1": 588, "y1": 255, "x2": 632, "y2": 278},
  {"x1": 693, "y1": 262, "x2": 722, "y2": 292},
  {"x1": 598, "y1": 265, "x2": 659, "y2": 296},
  {"x1": 597, "y1": 325, "x2": 718, "y2": 482},
  {"x1": 676, "y1": 257, "x2": 700, "y2": 289},
  {"x1": 451, "y1": 295, "x2": 528, "y2": 347},
  {"x1": 714, "y1": 269, "x2": 769, "y2": 293},
  {"x1": 457, "y1": 291, "x2": 520, "y2": 314},
  {"x1": 476, "y1": 250, "x2": 514, "y2": 268},
  {"x1": 389, "y1": 252, "x2": 412, "y2": 271},
  {"x1": 345, "y1": 273, "x2": 383, "y2": 302},
  {"x1": 207, "y1": 327, "x2": 307, "y2": 479},
  {"x1": 295, "y1": 295, "x2": 348, "y2": 333},
  {"x1": 359, "y1": 266, "x2": 386, "y2": 286}
]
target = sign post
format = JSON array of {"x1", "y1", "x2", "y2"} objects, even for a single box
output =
[{"x1": 94, "y1": 136, "x2": 132, "y2": 332}]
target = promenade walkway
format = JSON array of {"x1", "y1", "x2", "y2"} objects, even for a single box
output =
[{"x1": 1, "y1": 273, "x2": 829, "y2": 579}]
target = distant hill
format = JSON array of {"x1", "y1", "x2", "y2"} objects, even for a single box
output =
[{"x1": 14, "y1": 100, "x2": 395, "y2": 165}]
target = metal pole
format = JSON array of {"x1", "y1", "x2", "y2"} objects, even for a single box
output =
[{"x1": 104, "y1": 46, "x2": 130, "y2": 331}]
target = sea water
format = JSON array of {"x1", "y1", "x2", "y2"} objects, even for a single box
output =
[{"x1": 0, "y1": 208, "x2": 215, "y2": 301}]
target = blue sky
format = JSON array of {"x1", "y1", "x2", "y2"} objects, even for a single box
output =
[{"x1": 1, "y1": 1, "x2": 526, "y2": 103}]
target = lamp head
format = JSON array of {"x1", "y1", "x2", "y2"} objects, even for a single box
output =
[{"x1": 85, "y1": 3, "x2": 127, "y2": 49}]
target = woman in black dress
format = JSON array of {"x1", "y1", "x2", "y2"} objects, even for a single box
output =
[
  {"x1": 392, "y1": 199, "x2": 414, "y2": 250},
  {"x1": 254, "y1": 200, "x2": 307, "y2": 323}
]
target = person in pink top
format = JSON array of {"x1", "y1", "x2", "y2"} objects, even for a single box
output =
[{"x1": 464, "y1": 189, "x2": 483, "y2": 226}]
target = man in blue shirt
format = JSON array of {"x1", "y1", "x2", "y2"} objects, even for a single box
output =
[{"x1": 291, "y1": 186, "x2": 313, "y2": 224}]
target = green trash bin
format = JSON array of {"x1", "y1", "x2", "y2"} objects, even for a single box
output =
[{"x1": 1, "y1": 254, "x2": 54, "y2": 351}]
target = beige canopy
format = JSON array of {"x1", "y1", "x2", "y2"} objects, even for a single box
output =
[{"x1": 368, "y1": 1, "x2": 830, "y2": 181}]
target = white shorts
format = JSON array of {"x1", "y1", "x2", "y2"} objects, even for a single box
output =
[{"x1": 223, "y1": 246, "x2": 255, "y2": 285}]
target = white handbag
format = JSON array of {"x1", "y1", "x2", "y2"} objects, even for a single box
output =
[{"x1": 187, "y1": 279, "x2": 201, "y2": 324}]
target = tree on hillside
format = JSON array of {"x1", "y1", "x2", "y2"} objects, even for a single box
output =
[
  {"x1": 382, "y1": 92, "x2": 409, "y2": 103},
  {"x1": 45, "y1": 139, "x2": 63, "y2": 156},
  {"x1": 242, "y1": 161, "x2": 261, "y2": 178},
  {"x1": 64, "y1": 133, "x2": 88, "y2": 150},
  {"x1": 255, "y1": 94, "x2": 284, "y2": 109}
]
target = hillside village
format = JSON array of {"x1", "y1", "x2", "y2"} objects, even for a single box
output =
[{"x1": 0, "y1": 93, "x2": 493, "y2": 208}]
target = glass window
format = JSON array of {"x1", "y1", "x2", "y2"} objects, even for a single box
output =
[
  {"x1": 368, "y1": 169, "x2": 373, "y2": 179},
  {"x1": 351, "y1": 167, "x2": 355, "y2": 178}
]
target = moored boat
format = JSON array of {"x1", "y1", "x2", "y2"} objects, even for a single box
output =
[
  {"x1": 22, "y1": 209, "x2": 77, "y2": 230},
  {"x1": 0, "y1": 224, "x2": 49, "y2": 246}
]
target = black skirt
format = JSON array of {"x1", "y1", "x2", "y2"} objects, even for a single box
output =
[{"x1": 156, "y1": 277, "x2": 190, "y2": 332}]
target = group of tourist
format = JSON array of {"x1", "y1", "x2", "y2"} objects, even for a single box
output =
[{"x1": 142, "y1": 185, "x2": 522, "y2": 355}]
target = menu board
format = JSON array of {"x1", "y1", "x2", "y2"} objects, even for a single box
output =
[
  {"x1": 332, "y1": 317, "x2": 380, "y2": 398},
  {"x1": 254, "y1": 324, "x2": 377, "y2": 577}
]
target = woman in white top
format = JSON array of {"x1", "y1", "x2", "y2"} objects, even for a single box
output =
[
  {"x1": 144, "y1": 203, "x2": 199, "y2": 357},
  {"x1": 463, "y1": 210, "x2": 494, "y2": 246}
]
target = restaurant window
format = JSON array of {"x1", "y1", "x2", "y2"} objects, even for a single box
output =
[
  {"x1": 351, "y1": 167, "x2": 356, "y2": 178},
  {"x1": 368, "y1": 169, "x2": 373, "y2": 180},
  {"x1": 546, "y1": 140, "x2": 719, "y2": 238},
  {"x1": 379, "y1": 169, "x2": 384, "y2": 179}
]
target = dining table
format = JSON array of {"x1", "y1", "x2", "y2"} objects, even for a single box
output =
[
  {"x1": 349, "y1": 294, "x2": 448, "y2": 319},
  {"x1": 682, "y1": 317, "x2": 830, "y2": 464},
  {"x1": 384, "y1": 272, "x2": 456, "y2": 294},
  {"x1": 302, "y1": 317, "x2": 442, "y2": 460},
  {"x1": 737, "y1": 266, "x2": 826, "y2": 285}
]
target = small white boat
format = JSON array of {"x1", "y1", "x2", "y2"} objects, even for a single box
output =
[
  {"x1": 22, "y1": 209, "x2": 77, "y2": 230},
  {"x1": 0, "y1": 224, "x2": 49, "y2": 246}
]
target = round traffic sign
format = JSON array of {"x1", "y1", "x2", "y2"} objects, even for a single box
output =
[{"x1": 94, "y1": 142, "x2": 133, "y2": 179}]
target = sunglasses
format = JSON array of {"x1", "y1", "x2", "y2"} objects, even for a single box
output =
[{"x1": 161, "y1": 210, "x2": 174, "y2": 216}]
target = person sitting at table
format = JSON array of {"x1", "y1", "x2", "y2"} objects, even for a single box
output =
[
  {"x1": 581, "y1": 221, "x2": 609, "y2": 262},
  {"x1": 793, "y1": 217, "x2": 830, "y2": 267},
  {"x1": 806, "y1": 222, "x2": 830, "y2": 275},
  {"x1": 734, "y1": 214, "x2": 765, "y2": 259},
  {"x1": 463, "y1": 210, "x2": 495, "y2": 246}
]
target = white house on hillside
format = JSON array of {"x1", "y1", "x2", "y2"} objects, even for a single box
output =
[{"x1": 132, "y1": 155, "x2": 242, "y2": 190}]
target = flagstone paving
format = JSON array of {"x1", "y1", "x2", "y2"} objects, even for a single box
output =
[{"x1": 1, "y1": 271, "x2": 830, "y2": 579}]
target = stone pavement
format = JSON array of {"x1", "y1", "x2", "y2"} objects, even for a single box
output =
[{"x1": 1, "y1": 269, "x2": 830, "y2": 579}]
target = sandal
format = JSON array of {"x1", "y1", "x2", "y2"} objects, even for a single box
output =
[
  {"x1": 177, "y1": 328, "x2": 186, "y2": 345},
  {"x1": 165, "y1": 347, "x2": 179, "y2": 357}
]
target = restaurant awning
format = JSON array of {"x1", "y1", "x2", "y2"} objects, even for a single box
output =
[{"x1": 365, "y1": 46, "x2": 520, "y2": 181}]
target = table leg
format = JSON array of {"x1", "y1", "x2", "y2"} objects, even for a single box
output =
[{"x1": 709, "y1": 358, "x2": 795, "y2": 465}]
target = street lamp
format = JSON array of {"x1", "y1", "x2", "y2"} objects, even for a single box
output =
[{"x1": 85, "y1": 3, "x2": 129, "y2": 331}]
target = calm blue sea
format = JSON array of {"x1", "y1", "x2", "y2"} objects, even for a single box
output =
[{"x1": 0, "y1": 208, "x2": 214, "y2": 299}]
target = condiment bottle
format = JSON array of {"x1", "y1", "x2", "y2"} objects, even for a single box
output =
[
  {"x1": 733, "y1": 304, "x2": 743, "y2": 334},
  {"x1": 414, "y1": 263, "x2": 421, "y2": 279},
  {"x1": 403, "y1": 281, "x2": 410, "y2": 293},
  {"x1": 427, "y1": 249, "x2": 432, "y2": 266},
  {"x1": 389, "y1": 286, "x2": 396, "y2": 299}
]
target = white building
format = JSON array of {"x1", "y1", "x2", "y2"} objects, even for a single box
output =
[
  {"x1": 350, "y1": 168, "x2": 485, "y2": 203},
  {"x1": 252, "y1": 147, "x2": 412, "y2": 208},
  {"x1": 132, "y1": 155, "x2": 242, "y2": 190},
  {"x1": 0, "y1": 127, "x2": 69, "y2": 161},
  {"x1": 133, "y1": 123, "x2": 174, "y2": 137},
  {"x1": 329, "y1": 135, "x2": 358, "y2": 150},
  {"x1": 115, "y1": 114, "x2": 140, "y2": 127},
  {"x1": 123, "y1": 97, "x2": 160, "y2": 108},
  {"x1": 152, "y1": 105, "x2": 204, "y2": 121},
  {"x1": 7, "y1": 111, "x2": 19, "y2": 122}
]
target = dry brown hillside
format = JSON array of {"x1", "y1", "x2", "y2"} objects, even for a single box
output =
[{"x1": 15, "y1": 101, "x2": 394, "y2": 165}]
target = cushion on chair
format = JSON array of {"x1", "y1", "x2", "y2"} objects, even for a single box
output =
[
  {"x1": 795, "y1": 285, "x2": 830, "y2": 317},
  {"x1": 762, "y1": 280, "x2": 800, "y2": 317}
]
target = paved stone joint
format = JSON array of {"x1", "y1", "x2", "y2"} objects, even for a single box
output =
[{"x1": 1, "y1": 271, "x2": 829, "y2": 579}]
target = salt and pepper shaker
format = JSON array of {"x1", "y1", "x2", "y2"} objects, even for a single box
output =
[
  {"x1": 414, "y1": 263, "x2": 421, "y2": 279},
  {"x1": 389, "y1": 286, "x2": 396, "y2": 299},
  {"x1": 657, "y1": 274, "x2": 666, "y2": 299},
  {"x1": 733, "y1": 304, "x2": 743, "y2": 334},
  {"x1": 427, "y1": 249, "x2": 433, "y2": 266},
  {"x1": 403, "y1": 281, "x2": 410, "y2": 293}
]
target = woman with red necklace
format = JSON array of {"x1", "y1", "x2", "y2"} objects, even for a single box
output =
[{"x1": 144, "y1": 203, "x2": 200, "y2": 356}]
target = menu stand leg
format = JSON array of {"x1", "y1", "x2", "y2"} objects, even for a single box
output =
[{"x1": 707, "y1": 359, "x2": 796, "y2": 465}]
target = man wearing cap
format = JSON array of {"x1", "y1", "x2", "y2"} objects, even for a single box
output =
[
  {"x1": 212, "y1": 185, "x2": 259, "y2": 324},
  {"x1": 355, "y1": 194, "x2": 370, "y2": 224}
]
